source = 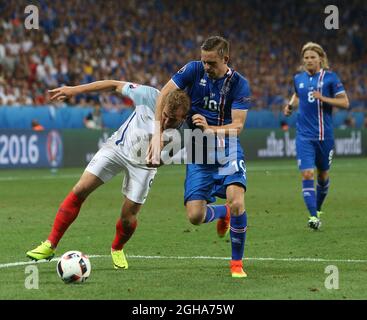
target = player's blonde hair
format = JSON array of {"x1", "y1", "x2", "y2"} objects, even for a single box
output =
[
  {"x1": 301, "y1": 42, "x2": 330, "y2": 70},
  {"x1": 165, "y1": 89, "x2": 191, "y2": 115}
]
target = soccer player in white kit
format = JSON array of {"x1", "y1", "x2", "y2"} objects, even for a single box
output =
[{"x1": 26, "y1": 80, "x2": 190, "y2": 269}]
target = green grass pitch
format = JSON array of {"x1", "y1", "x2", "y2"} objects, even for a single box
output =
[{"x1": 0, "y1": 158, "x2": 366, "y2": 299}]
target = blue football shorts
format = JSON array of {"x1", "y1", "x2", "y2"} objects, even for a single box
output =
[
  {"x1": 296, "y1": 138, "x2": 334, "y2": 171},
  {"x1": 184, "y1": 158, "x2": 247, "y2": 204}
]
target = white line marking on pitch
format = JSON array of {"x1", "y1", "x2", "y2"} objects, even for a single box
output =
[
  {"x1": 0, "y1": 161, "x2": 358, "y2": 182},
  {"x1": 1, "y1": 254, "x2": 366, "y2": 269},
  {"x1": 0, "y1": 174, "x2": 80, "y2": 182}
]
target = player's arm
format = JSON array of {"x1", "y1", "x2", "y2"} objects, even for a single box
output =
[
  {"x1": 192, "y1": 109, "x2": 247, "y2": 136},
  {"x1": 192, "y1": 77, "x2": 251, "y2": 135},
  {"x1": 154, "y1": 80, "x2": 178, "y2": 124},
  {"x1": 313, "y1": 72, "x2": 349, "y2": 109},
  {"x1": 154, "y1": 62, "x2": 196, "y2": 126},
  {"x1": 312, "y1": 91, "x2": 349, "y2": 109},
  {"x1": 145, "y1": 80, "x2": 178, "y2": 167},
  {"x1": 194, "y1": 77, "x2": 250, "y2": 135},
  {"x1": 147, "y1": 62, "x2": 195, "y2": 166},
  {"x1": 48, "y1": 80, "x2": 127, "y2": 102},
  {"x1": 283, "y1": 93, "x2": 299, "y2": 116}
]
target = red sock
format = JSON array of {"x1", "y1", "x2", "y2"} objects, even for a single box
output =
[
  {"x1": 47, "y1": 191, "x2": 85, "y2": 247},
  {"x1": 111, "y1": 218, "x2": 137, "y2": 251}
]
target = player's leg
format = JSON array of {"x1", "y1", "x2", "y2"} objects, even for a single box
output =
[
  {"x1": 315, "y1": 140, "x2": 334, "y2": 212},
  {"x1": 209, "y1": 156, "x2": 248, "y2": 277},
  {"x1": 48, "y1": 147, "x2": 123, "y2": 249},
  {"x1": 185, "y1": 200, "x2": 209, "y2": 224},
  {"x1": 26, "y1": 171, "x2": 104, "y2": 261},
  {"x1": 215, "y1": 157, "x2": 248, "y2": 278},
  {"x1": 111, "y1": 160, "x2": 156, "y2": 269},
  {"x1": 186, "y1": 200, "x2": 229, "y2": 226},
  {"x1": 47, "y1": 171, "x2": 104, "y2": 247},
  {"x1": 296, "y1": 138, "x2": 319, "y2": 228},
  {"x1": 226, "y1": 183, "x2": 247, "y2": 278},
  {"x1": 301, "y1": 168, "x2": 318, "y2": 217},
  {"x1": 27, "y1": 146, "x2": 121, "y2": 261},
  {"x1": 316, "y1": 169, "x2": 329, "y2": 211},
  {"x1": 111, "y1": 197, "x2": 141, "y2": 269},
  {"x1": 184, "y1": 164, "x2": 228, "y2": 225}
]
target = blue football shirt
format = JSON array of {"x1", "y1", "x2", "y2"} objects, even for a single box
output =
[
  {"x1": 172, "y1": 61, "x2": 251, "y2": 164},
  {"x1": 294, "y1": 69, "x2": 345, "y2": 140},
  {"x1": 172, "y1": 61, "x2": 251, "y2": 127}
]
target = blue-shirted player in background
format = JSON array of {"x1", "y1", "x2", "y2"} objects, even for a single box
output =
[
  {"x1": 284, "y1": 42, "x2": 349, "y2": 230},
  {"x1": 148, "y1": 36, "x2": 251, "y2": 278}
]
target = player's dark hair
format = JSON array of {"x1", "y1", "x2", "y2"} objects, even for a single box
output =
[
  {"x1": 165, "y1": 89, "x2": 191, "y2": 115},
  {"x1": 201, "y1": 36, "x2": 229, "y2": 58}
]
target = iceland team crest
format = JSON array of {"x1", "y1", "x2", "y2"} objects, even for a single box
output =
[{"x1": 46, "y1": 130, "x2": 63, "y2": 167}]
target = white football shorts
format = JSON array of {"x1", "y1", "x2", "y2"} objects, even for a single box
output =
[{"x1": 85, "y1": 144, "x2": 157, "y2": 204}]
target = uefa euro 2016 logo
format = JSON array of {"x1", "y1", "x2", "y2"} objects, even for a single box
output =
[{"x1": 46, "y1": 131, "x2": 63, "y2": 167}]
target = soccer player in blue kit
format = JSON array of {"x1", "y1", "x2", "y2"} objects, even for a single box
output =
[
  {"x1": 148, "y1": 36, "x2": 251, "y2": 278},
  {"x1": 284, "y1": 42, "x2": 349, "y2": 230}
]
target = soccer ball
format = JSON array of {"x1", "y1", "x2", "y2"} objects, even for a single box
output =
[{"x1": 56, "y1": 250, "x2": 91, "y2": 283}]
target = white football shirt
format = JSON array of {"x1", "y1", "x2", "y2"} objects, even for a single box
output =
[{"x1": 106, "y1": 83, "x2": 159, "y2": 166}]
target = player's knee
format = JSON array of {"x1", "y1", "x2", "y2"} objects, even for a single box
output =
[
  {"x1": 227, "y1": 199, "x2": 244, "y2": 216},
  {"x1": 185, "y1": 201, "x2": 206, "y2": 225},
  {"x1": 189, "y1": 217, "x2": 202, "y2": 225},
  {"x1": 186, "y1": 209, "x2": 204, "y2": 225},
  {"x1": 302, "y1": 170, "x2": 314, "y2": 180},
  {"x1": 72, "y1": 173, "x2": 103, "y2": 199},
  {"x1": 121, "y1": 201, "x2": 141, "y2": 218},
  {"x1": 72, "y1": 184, "x2": 90, "y2": 199},
  {"x1": 317, "y1": 171, "x2": 329, "y2": 181}
]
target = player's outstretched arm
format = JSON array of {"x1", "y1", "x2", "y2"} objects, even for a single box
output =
[
  {"x1": 48, "y1": 80, "x2": 127, "y2": 102},
  {"x1": 283, "y1": 93, "x2": 299, "y2": 116},
  {"x1": 146, "y1": 80, "x2": 178, "y2": 166}
]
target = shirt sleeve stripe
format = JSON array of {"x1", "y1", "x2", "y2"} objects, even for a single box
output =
[
  {"x1": 335, "y1": 90, "x2": 346, "y2": 96},
  {"x1": 170, "y1": 79, "x2": 181, "y2": 89}
]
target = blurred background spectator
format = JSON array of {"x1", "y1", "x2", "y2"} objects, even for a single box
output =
[
  {"x1": 31, "y1": 118, "x2": 44, "y2": 131},
  {"x1": 280, "y1": 120, "x2": 289, "y2": 131},
  {"x1": 83, "y1": 103, "x2": 103, "y2": 130},
  {"x1": 0, "y1": 0, "x2": 366, "y2": 123},
  {"x1": 340, "y1": 115, "x2": 356, "y2": 129}
]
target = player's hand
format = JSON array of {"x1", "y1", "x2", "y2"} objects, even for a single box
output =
[
  {"x1": 312, "y1": 91, "x2": 323, "y2": 101},
  {"x1": 48, "y1": 86, "x2": 77, "y2": 102},
  {"x1": 146, "y1": 133, "x2": 163, "y2": 167},
  {"x1": 192, "y1": 114, "x2": 209, "y2": 131},
  {"x1": 283, "y1": 104, "x2": 293, "y2": 116},
  {"x1": 146, "y1": 159, "x2": 164, "y2": 168}
]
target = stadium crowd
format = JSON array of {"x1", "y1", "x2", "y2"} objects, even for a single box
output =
[{"x1": 0, "y1": 0, "x2": 366, "y2": 113}]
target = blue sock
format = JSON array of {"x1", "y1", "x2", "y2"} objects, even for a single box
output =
[
  {"x1": 203, "y1": 205, "x2": 228, "y2": 223},
  {"x1": 230, "y1": 212, "x2": 247, "y2": 260},
  {"x1": 302, "y1": 180, "x2": 317, "y2": 217},
  {"x1": 317, "y1": 178, "x2": 329, "y2": 211}
]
